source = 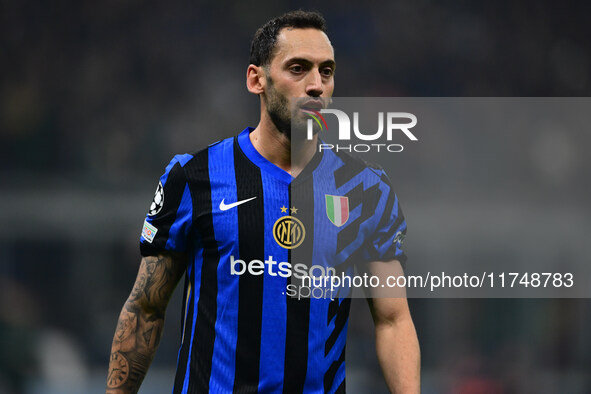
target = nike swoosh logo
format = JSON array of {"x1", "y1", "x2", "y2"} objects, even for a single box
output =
[{"x1": 219, "y1": 196, "x2": 257, "y2": 211}]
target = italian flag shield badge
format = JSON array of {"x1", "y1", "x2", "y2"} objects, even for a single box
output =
[{"x1": 325, "y1": 195, "x2": 349, "y2": 227}]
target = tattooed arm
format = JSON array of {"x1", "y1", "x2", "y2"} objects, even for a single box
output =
[{"x1": 106, "y1": 253, "x2": 187, "y2": 394}]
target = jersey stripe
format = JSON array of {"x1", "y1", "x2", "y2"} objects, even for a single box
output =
[
  {"x1": 325, "y1": 298, "x2": 350, "y2": 357},
  {"x1": 209, "y1": 138, "x2": 240, "y2": 392},
  {"x1": 283, "y1": 296, "x2": 311, "y2": 393},
  {"x1": 324, "y1": 342, "x2": 346, "y2": 393},
  {"x1": 324, "y1": 298, "x2": 349, "y2": 392},
  {"x1": 258, "y1": 171, "x2": 289, "y2": 392},
  {"x1": 173, "y1": 257, "x2": 195, "y2": 392},
  {"x1": 165, "y1": 183, "x2": 193, "y2": 251},
  {"x1": 176, "y1": 239, "x2": 205, "y2": 393},
  {"x1": 334, "y1": 379, "x2": 346, "y2": 394},
  {"x1": 233, "y1": 139, "x2": 265, "y2": 393},
  {"x1": 186, "y1": 149, "x2": 219, "y2": 393},
  {"x1": 287, "y1": 182, "x2": 314, "y2": 393}
]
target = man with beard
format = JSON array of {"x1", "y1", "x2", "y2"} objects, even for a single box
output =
[{"x1": 106, "y1": 10, "x2": 420, "y2": 394}]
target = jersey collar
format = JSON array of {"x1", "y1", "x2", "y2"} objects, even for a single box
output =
[{"x1": 237, "y1": 127, "x2": 324, "y2": 184}]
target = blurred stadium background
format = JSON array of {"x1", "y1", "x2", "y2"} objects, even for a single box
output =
[{"x1": 1, "y1": 0, "x2": 590, "y2": 393}]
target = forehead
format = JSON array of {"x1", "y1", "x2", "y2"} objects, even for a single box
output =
[{"x1": 271, "y1": 28, "x2": 334, "y2": 64}]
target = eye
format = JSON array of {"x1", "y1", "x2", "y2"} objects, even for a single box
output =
[
  {"x1": 321, "y1": 67, "x2": 334, "y2": 77},
  {"x1": 289, "y1": 65, "x2": 304, "y2": 73}
]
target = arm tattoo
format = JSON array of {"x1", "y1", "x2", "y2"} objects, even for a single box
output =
[
  {"x1": 107, "y1": 253, "x2": 186, "y2": 393},
  {"x1": 129, "y1": 255, "x2": 177, "y2": 310},
  {"x1": 115, "y1": 312, "x2": 136, "y2": 343}
]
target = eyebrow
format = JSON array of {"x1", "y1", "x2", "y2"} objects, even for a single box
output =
[{"x1": 284, "y1": 57, "x2": 336, "y2": 68}]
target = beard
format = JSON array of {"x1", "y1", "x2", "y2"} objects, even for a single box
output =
[{"x1": 264, "y1": 77, "x2": 309, "y2": 140}]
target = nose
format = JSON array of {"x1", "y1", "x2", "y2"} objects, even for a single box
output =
[{"x1": 305, "y1": 69, "x2": 323, "y2": 97}]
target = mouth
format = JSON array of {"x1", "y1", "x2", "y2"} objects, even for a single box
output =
[{"x1": 299, "y1": 99, "x2": 327, "y2": 113}]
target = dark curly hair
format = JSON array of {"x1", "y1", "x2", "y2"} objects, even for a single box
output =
[{"x1": 249, "y1": 10, "x2": 327, "y2": 67}]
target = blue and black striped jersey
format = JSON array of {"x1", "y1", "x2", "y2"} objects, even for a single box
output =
[{"x1": 140, "y1": 127, "x2": 407, "y2": 393}]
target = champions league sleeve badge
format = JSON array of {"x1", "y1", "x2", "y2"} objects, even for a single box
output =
[
  {"x1": 148, "y1": 181, "x2": 164, "y2": 216},
  {"x1": 142, "y1": 220, "x2": 158, "y2": 243}
]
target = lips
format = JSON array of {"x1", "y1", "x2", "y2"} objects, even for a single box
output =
[{"x1": 300, "y1": 99, "x2": 326, "y2": 112}]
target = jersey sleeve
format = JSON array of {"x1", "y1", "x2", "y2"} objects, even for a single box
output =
[
  {"x1": 363, "y1": 172, "x2": 407, "y2": 267},
  {"x1": 140, "y1": 154, "x2": 194, "y2": 256}
]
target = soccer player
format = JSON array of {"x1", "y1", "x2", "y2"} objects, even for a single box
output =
[{"x1": 106, "y1": 10, "x2": 420, "y2": 394}]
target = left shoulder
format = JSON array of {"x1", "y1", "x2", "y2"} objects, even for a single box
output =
[{"x1": 327, "y1": 149, "x2": 391, "y2": 184}]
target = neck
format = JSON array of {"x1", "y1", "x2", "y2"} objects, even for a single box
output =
[{"x1": 249, "y1": 113, "x2": 317, "y2": 178}]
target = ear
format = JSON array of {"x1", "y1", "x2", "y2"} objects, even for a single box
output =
[{"x1": 246, "y1": 64, "x2": 266, "y2": 95}]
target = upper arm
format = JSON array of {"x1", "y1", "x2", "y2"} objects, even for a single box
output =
[
  {"x1": 132, "y1": 155, "x2": 194, "y2": 315},
  {"x1": 366, "y1": 259, "x2": 411, "y2": 326},
  {"x1": 363, "y1": 169, "x2": 409, "y2": 323},
  {"x1": 128, "y1": 252, "x2": 188, "y2": 316}
]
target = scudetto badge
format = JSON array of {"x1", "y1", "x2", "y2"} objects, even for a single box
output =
[
  {"x1": 148, "y1": 181, "x2": 164, "y2": 216},
  {"x1": 325, "y1": 195, "x2": 349, "y2": 227},
  {"x1": 273, "y1": 213, "x2": 305, "y2": 249}
]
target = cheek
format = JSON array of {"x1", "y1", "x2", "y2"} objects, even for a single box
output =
[
  {"x1": 275, "y1": 80, "x2": 300, "y2": 96},
  {"x1": 272, "y1": 85, "x2": 299, "y2": 104},
  {"x1": 273, "y1": 72, "x2": 303, "y2": 90},
  {"x1": 325, "y1": 80, "x2": 335, "y2": 94}
]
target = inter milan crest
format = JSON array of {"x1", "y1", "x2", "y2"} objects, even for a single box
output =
[
  {"x1": 325, "y1": 195, "x2": 349, "y2": 227},
  {"x1": 273, "y1": 206, "x2": 305, "y2": 249},
  {"x1": 148, "y1": 182, "x2": 164, "y2": 216}
]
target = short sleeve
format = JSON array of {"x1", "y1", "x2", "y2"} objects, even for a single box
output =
[
  {"x1": 140, "y1": 154, "x2": 194, "y2": 256},
  {"x1": 363, "y1": 174, "x2": 407, "y2": 267}
]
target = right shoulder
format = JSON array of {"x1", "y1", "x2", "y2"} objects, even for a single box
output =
[
  {"x1": 166, "y1": 135, "x2": 236, "y2": 171},
  {"x1": 166, "y1": 152, "x2": 195, "y2": 170}
]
